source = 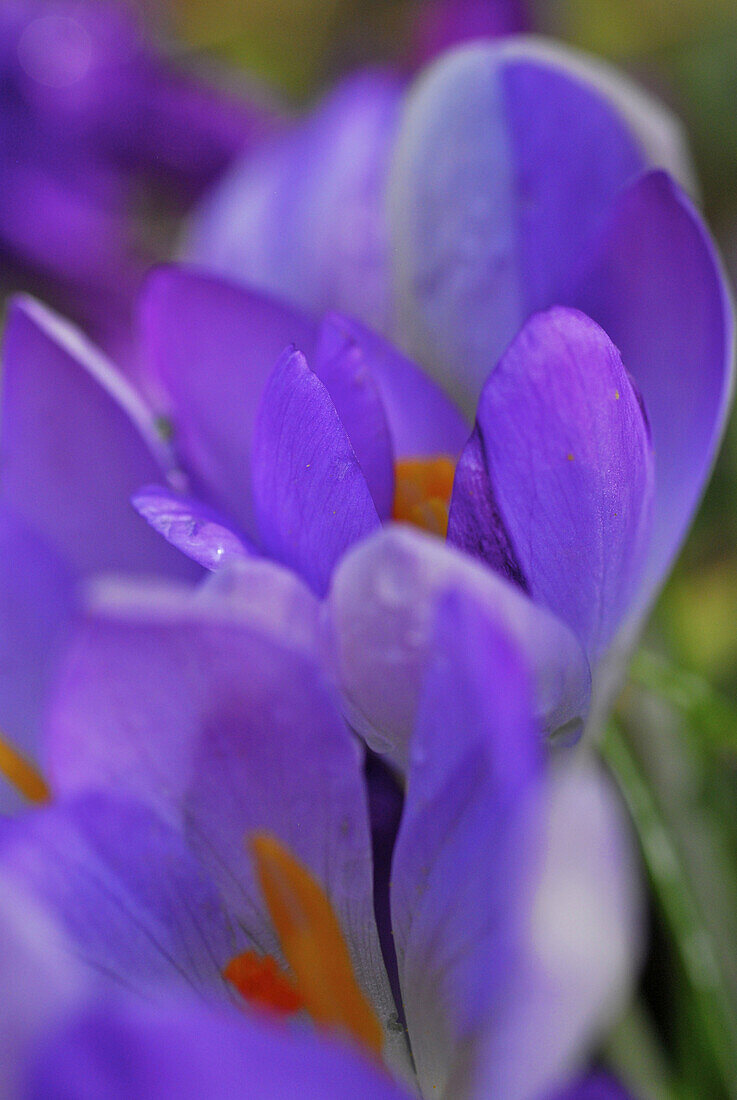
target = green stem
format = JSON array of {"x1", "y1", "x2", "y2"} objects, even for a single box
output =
[
  {"x1": 603, "y1": 719, "x2": 737, "y2": 1098},
  {"x1": 603, "y1": 998, "x2": 678, "y2": 1100}
]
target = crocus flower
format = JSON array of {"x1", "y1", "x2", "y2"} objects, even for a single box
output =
[
  {"x1": 0, "y1": 564, "x2": 640, "y2": 1098},
  {"x1": 0, "y1": 41, "x2": 730, "y2": 802},
  {"x1": 0, "y1": 0, "x2": 272, "y2": 351},
  {"x1": 184, "y1": 37, "x2": 734, "y2": 690},
  {"x1": 185, "y1": 37, "x2": 695, "y2": 337},
  {"x1": 0, "y1": 274, "x2": 598, "y2": 811}
]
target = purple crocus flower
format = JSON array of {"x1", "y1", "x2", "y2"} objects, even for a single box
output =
[
  {"x1": 185, "y1": 37, "x2": 695, "y2": 338},
  {"x1": 0, "y1": 568, "x2": 640, "y2": 1098},
  {"x1": 0, "y1": 41, "x2": 730, "y2": 805},
  {"x1": 184, "y1": 37, "x2": 734, "y2": 690},
  {"x1": 0, "y1": 271, "x2": 598, "y2": 812},
  {"x1": 0, "y1": 0, "x2": 272, "y2": 352}
]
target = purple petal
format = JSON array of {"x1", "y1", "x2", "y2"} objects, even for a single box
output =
[
  {"x1": 326, "y1": 526, "x2": 591, "y2": 768},
  {"x1": 138, "y1": 265, "x2": 316, "y2": 536},
  {"x1": 480, "y1": 763, "x2": 643, "y2": 1099},
  {"x1": 548, "y1": 1073, "x2": 635, "y2": 1100},
  {"x1": 200, "y1": 558, "x2": 322, "y2": 654},
  {"x1": 313, "y1": 319, "x2": 396, "y2": 519},
  {"x1": 252, "y1": 348, "x2": 380, "y2": 596},
  {"x1": 409, "y1": 0, "x2": 530, "y2": 69},
  {"x1": 186, "y1": 71, "x2": 402, "y2": 334},
  {"x1": 391, "y1": 589, "x2": 543, "y2": 1098},
  {"x1": 0, "y1": 297, "x2": 199, "y2": 580},
  {"x1": 0, "y1": 506, "x2": 75, "y2": 813},
  {"x1": 0, "y1": 875, "x2": 88, "y2": 1098},
  {"x1": 316, "y1": 314, "x2": 470, "y2": 460},
  {"x1": 572, "y1": 170, "x2": 735, "y2": 623},
  {"x1": 389, "y1": 40, "x2": 689, "y2": 414},
  {"x1": 28, "y1": 995, "x2": 413, "y2": 1100},
  {"x1": 448, "y1": 307, "x2": 655, "y2": 663},
  {"x1": 45, "y1": 578, "x2": 404, "y2": 1060},
  {"x1": 132, "y1": 485, "x2": 256, "y2": 572},
  {"x1": 0, "y1": 793, "x2": 236, "y2": 1000}
]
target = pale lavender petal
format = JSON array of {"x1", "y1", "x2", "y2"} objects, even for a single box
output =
[
  {"x1": 28, "y1": 995, "x2": 413, "y2": 1100},
  {"x1": 0, "y1": 296, "x2": 199, "y2": 580},
  {"x1": 0, "y1": 875, "x2": 89, "y2": 1098},
  {"x1": 132, "y1": 485, "x2": 256, "y2": 572},
  {"x1": 138, "y1": 265, "x2": 316, "y2": 536},
  {"x1": 252, "y1": 348, "x2": 380, "y2": 596},
  {"x1": 448, "y1": 307, "x2": 655, "y2": 663},
  {"x1": 389, "y1": 40, "x2": 686, "y2": 414},
  {"x1": 391, "y1": 590, "x2": 542, "y2": 1098},
  {"x1": 316, "y1": 313, "x2": 470, "y2": 460},
  {"x1": 200, "y1": 558, "x2": 322, "y2": 655},
  {"x1": 477, "y1": 762, "x2": 643, "y2": 1100},
  {"x1": 326, "y1": 526, "x2": 591, "y2": 768},
  {"x1": 187, "y1": 71, "x2": 402, "y2": 334},
  {"x1": 45, "y1": 578, "x2": 404, "y2": 1061},
  {"x1": 573, "y1": 170, "x2": 735, "y2": 623},
  {"x1": 0, "y1": 793, "x2": 236, "y2": 1000}
]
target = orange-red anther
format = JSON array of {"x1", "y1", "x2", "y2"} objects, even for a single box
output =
[
  {"x1": 0, "y1": 732, "x2": 50, "y2": 804},
  {"x1": 223, "y1": 950, "x2": 304, "y2": 1017},
  {"x1": 249, "y1": 832, "x2": 384, "y2": 1057}
]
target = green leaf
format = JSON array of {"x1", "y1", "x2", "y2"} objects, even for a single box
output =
[
  {"x1": 603, "y1": 719, "x2": 737, "y2": 1098},
  {"x1": 629, "y1": 649, "x2": 737, "y2": 754}
]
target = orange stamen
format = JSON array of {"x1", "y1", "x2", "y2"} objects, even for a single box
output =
[
  {"x1": 249, "y1": 832, "x2": 384, "y2": 1057},
  {"x1": 0, "y1": 732, "x2": 50, "y2": 804},
  {"x1": 393, "y1": 455, "x2": 456, "y2": 538},
  {"x1": 223, "y1": 950, "x2": 304, "y2": 1017}
]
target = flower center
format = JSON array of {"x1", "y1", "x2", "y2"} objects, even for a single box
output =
[
  {"x1": 392, "y1": 455, "x2": 455, "y2": 537},
  {"x1": 223, "y1": 833, "x2": 383, "y2": 1057},
  {"x1": 0, "y1": 731, "x2": 50, "y2": 804}
]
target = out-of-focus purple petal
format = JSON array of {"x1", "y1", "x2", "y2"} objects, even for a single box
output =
[
  {"x1": 113, "y1": 58, "x2": 275, "y2": 199},
  {"x1": 45, "y1": 579, "x2": 404, "y2": 1060},
  {"x1": 448, "y1": 307, "x2": 654, "y2": 663},
  {"x1": 28, "y1": 995, "x2": 413, "y2": 1100},
  {"x1": 326, "y1": 526, "x2": 591, "y2": 768},
  {"x1": 547, "y1": 1072, "x2": 634, "y2": 1100},
  {"x1": 313, "y1": 319, "x2": 395, "y2": 519},
  {"x1": 252, "y1": 348, "x2": 380, "y2": 596},
  {"x1": 389, "y1": 40, "x2": 690, "y2": 414},
  {"x1": 138, "y1": 266, "x2": 316, "y2": 536},
  {"x1": 391, "y1": 590, "x2": 542, "y2": 1098},
  {"x1": 0, "y1": 147, "x2": 137, "y2": 290},
  {"x1": 199, "y1": 558, "x2": 322, "y2": 654},
  {"x1": 480, "y1": 762, "x2": 642, "y2": 1099},
  {"x1": 0, "y1": 793, "x2": 236, "y2": 1000},
  {"x1": 316, "y1": 314, "x2": 470, "y2": 460},
  {"x1": 6, "y1": 0, "x2": 270, "y2": 195},
  {"x1": 409, "y1": 0, "x2": 530, "y2": 70},
  {"x1": 573, "y1": 170, "x2": 735, "y2": 624},
  {"x1": 0, "y1": 875, "x2": 88, "y2": 1099},
  {"x1": 0, "y1": 506, "x2": 75, "y2": 813},
  {"x1": 132, "y1": 485, "x2": 256, "y2": 573},
  {"x1": 0, "y1": 297, "x2": 199, "y2": 580},
  {"x1": 186, "y1": 71, "x2": 402, "y2": 334}
]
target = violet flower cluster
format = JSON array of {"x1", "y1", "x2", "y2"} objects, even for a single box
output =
[
  {"x1": 0, "y1": 0, "x2": 270, "y2": 351},
  {"x1": 0, "y1": 6, "x2": 733, "y2": 1098}
]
